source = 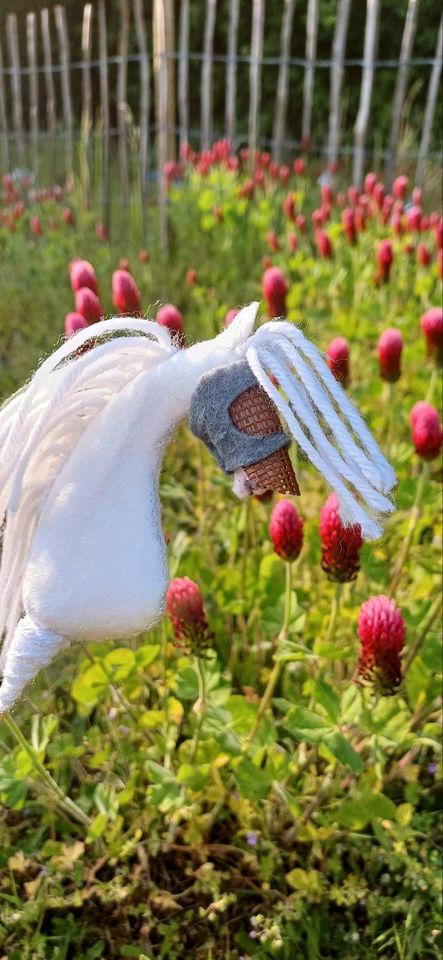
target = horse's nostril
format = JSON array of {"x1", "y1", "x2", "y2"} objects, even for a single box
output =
[{"x1": 241, "y1": 448, "x2": 300, "y2": 496}]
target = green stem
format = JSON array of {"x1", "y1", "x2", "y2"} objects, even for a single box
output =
[
  {"x1": 389, "y1": 460, "x2": 429, "y2": 598},
  {"x1": 325, "y1": 582, "x2": 342, "y2": 645},
  {"x1": 282, "y1": 561, "x2": 293, "y2": 636},
  {"x1": 241, "y1": 498, "x2": 250, "y2": 604},
  {"x1": 387, "y1": 381, "x2": 395, "y2": 451},
  {"x1": 403, "y1": 593, "x2": 442, "y2": 674},
  {"x1": 2, "y1": 714, "x2": 91, "y2": 828},
  {"x1": 425, "y1": 365, "x2": 437, "y2": 405},
  {"x1": 244, "y1": 561, "x2": 293, "y2": 748}
]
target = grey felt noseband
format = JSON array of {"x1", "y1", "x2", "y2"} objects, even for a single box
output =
[{"x1": 189, "y1": 360, "x2": 290, "y2": 474}]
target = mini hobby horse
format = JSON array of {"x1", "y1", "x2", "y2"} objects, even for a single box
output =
[{"x1": 0, "y1": 303, "x2": 396, "y2": 711}]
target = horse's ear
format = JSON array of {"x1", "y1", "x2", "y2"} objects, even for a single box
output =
[{"x1": 213, "y1": 301, "x2": 259, "y2": 350}]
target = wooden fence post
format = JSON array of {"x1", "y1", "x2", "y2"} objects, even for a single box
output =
[
  {"x1": 153, "y1": 0, "x2": 169, "y2": 251},
  {"x1": 178, "y1": 0, "x2": 190, "y2": 152},
  {"x1": 248, "y1": 0, "x2": 265, "y2": 160},
  {"x1": 352, "y1": 0, "x2": 380, "y2": 187},
  {"x1": 41, "y1": 8, "x2": 56, "y2": 180},
  {"x1": 54, "y1": 5, "x2": 74, "y2": 181},
  {"x1": 26, "y1": 13, "x2": 39, "y2": 177},
  {"x1": 98, "y1": 0, "x2": 110, "y2": 237},
  {"x1": 164, "y1": 0, "x2": 176, "y2": 161},
  {"x1": 225, "y1": 0, "x2": 239, "y2": 145},
  {"x1": 201, "y1": 0, "x2": 217, "y2": 150},
  {"x1": 6, "y1": 14, "x2": 25, "y2": 166},
  {"x1": 133, "y1": 0, "x2": 150, "y2": 243},
  {"x1": 327, "y1": 0, "x2": 352, "y2": 170},
  {"x1": 301, "y1": 0, "x2": 319, "y2": 150},
  {"x1": 117, "y1": 0, "x2": 130, "y2": 232},
  {"x1": 272, "y1": 0, "x2": 296, "y2": 163},
  {"x1": 386, "y1": 0, "x2": 420, "y2": 183},
  {"x1": 0, "y1": 39, "x2": 10, "y2": 171},
  {"x1": 416, "y1": 16, "x2": 443, "y2": 187},
  {"x1": 80, "y1": 3, "x2": 93, "y2": 209}
]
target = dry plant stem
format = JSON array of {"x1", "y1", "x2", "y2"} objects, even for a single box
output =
[
  {"x1": 2, "y1": 713, "x2": 91, "y2": 828},
  {"x1": 190, "y1": 657, "x2": 206, "y2": 762},
  {"x1": 389, "y1": 460, "x2": 429, "y2": 598},
  {"x1": 302, "y1": 771, "x2": 334, "y2": 823},
  {"x1": 403, "y1": 593, "x2": 443, "y2": 673},
  {"x1": 244, "y1": 561, "x2": 292, "y2": 748}
]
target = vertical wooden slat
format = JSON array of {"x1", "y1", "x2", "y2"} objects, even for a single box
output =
[
  {"x1": 201, "y1": 0, "x2": 217, "y2": 150},
  {"x1": 133, "y1": 0, "x2": 150, "y2": 242},
  {"x1": 6, "y1": 14, "x2": 25, "y2": 166},
  {"x1": 352, "y1": 0, "x2": 380, "y2": 188},
  {"x1": 387, "y1": 0, "x2": 420, "y2": 182},
  {"x1": 272, "y1": 0, "x2": 296, "y2": 162},
  {"x1": 327, "y1": 0, "x2": 352, "y2": 169},
  {"x1": 225, "y1": 0, "x2": 239, "y2": 144},
  {"x1": 80, "y1": 3, "x2": 93, "y2": 209},
  {"x1": 301, "y1": 0, "x2": 319, "y2": 150},
  {"x1": 153, "y1": 0, "x2": 169, "y2": 250},
  {"x1": 26, "y1": 13, "x2": 39, "y2": 176},
  {"x1": 41, "y1": 9, "x2": 56, "y2": 137},
  {"x1": 416, "y1": 17, "x2": 443, "y2": 187},
  {"x1": 98, "y1": 0, "x2": 110, "y2": 237},
  {"x1": 178, "y1": 0, "x2": 190, "y2": 152},
  {"x1": 117, "y1": 0, "x2": 130, "y2": 231},
  {"x1": 0, "y1": 39, "x2": 10, "y2": 170},
  {"x1": 54, "y1": 5, "x2": 74, "y2": 179},
  {"x1": 248, "y1": 0, "x2": 265, "y2": 160},
  {"x1": 164, "y1": 0, "x2": 176, "y2": 161}
]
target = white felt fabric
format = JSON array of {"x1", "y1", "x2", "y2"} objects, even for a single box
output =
[{"x1": 0, "y1": 305, "x2": 258, "y2": 709}]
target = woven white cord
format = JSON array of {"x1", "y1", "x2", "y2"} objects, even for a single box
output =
[
  {"x1": 259, "y1": 341, "x2": 393, "y2": 515},
  {"x1": 246, "y1": 340, "x2": 390, "y2": 540},
  {"x1": 0, "y1": 617, "x2": 68, "y2": 713},
  {"x1": 253, "y1": 322, "x2": 396, "y2": 493}
]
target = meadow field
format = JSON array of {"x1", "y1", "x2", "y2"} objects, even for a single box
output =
[{"x1": 0, "y1": 148, "x2": 441, "y2": 959}]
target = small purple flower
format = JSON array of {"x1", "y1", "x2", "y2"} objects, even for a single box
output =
[
  {"x1": 246, "y1": 830, "x2": 258, "y2": 847},
  {"x1": 427, "y1": 762, "x2": 437, "y2": 776}
]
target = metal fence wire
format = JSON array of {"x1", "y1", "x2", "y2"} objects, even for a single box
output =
[{"x1": 0, "y1": 1, "x2": 441, "y2": 240}]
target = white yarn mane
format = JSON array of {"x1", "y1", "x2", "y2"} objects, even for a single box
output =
[
  {"x1": 0, "y1": 318, "x2": 177, "y2": 672},
  {"x1": 0, "y1": 305, "x2": 396, "y2": 711}
]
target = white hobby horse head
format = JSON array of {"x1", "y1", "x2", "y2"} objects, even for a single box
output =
[{"x1": 0, "y1": 303, "x2": 395, "y2": 711}]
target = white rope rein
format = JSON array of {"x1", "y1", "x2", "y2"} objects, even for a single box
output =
[
  {"x1": 247, "y1": 322, "x2": 396, "y2": 540},
  {"x1": 254, "y1": 321, "x2": 395, "y2": 493},
  {"x1": 261, "y1": 341, "x2": 393, "y2": 514}
]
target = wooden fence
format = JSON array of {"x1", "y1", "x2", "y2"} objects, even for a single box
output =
[{"x1": 0, "y1": 0, "x2": 442, "y2": 243}]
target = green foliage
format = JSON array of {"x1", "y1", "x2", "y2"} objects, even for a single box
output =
[{"x1": 0, "y1": 160, "x2": 442, "y2": 959}]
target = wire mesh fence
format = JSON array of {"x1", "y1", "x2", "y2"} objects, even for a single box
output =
[{"x1": 0, "y1": 0, "x2": 441, "y2": 240}]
